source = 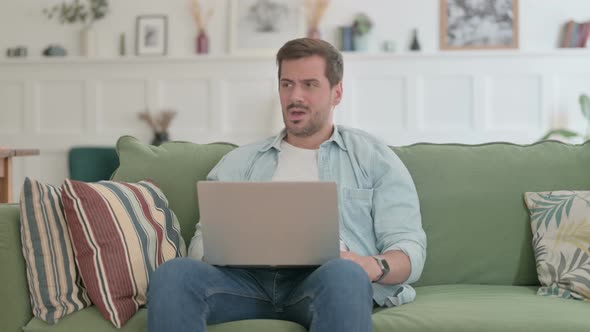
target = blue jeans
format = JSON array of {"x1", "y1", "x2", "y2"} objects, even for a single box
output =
[{"x1": 147, "y1": 258, "x2": 373, "y2": 332}]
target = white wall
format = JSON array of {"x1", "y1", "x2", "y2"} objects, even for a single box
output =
[
  {"x1": 2, "y1": 0, "x2": 590, "y2": 57},
  {"x1": 4, "y1": 50, "x2": 590, "y2": 198},
  {"x1": 4, "y1": 0, "x2": 590, "y2": 200}
]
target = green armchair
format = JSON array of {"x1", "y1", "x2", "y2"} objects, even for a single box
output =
[{"x1": 68, "y1": 147, "x2": 119, "y2": 182}]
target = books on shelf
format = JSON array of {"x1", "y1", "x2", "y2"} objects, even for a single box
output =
[{"x1": 562, "y1": 20, "x2": 590, "y2": 48}]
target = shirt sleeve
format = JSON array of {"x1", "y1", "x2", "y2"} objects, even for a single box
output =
[
  {"x1": 371, "y1": 144, "x2": 427, "y2": 284},
  {"x1": 188, "y1": 223, "x2": 204, "y2": 260}
]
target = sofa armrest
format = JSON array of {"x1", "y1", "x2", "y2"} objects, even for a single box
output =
[{"x1": 0, "y1": 204, "x2": 32, "y2": 332}]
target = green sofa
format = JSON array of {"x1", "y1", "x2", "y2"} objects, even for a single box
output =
[{"x1": 2, "y1": 136, "x2": 590, "y2": 331}]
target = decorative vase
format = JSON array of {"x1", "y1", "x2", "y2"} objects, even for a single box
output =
[
  {"x1": 307, "y1": 27, "x2": 321, "y2": 39},
  {"x1": 196, "y1": 30, "x2": 209, "y2": 54},
  {"x1": 80, "y1": 26, "x2": 97, "y2": 57},
  {"x1": 339, "y1": 26, "x2": 354, "y2": 51},
  {"x1": 353, "y1": 33, "x2": 369, "y2": 52},
  {"x1": 151, "y1": 132, "x2": 169, "y2": 146},
  {"x1": 410, "y1": 28, "x2": 421, "y2": 51}
]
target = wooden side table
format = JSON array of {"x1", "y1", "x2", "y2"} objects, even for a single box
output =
[{"x1": 0, "y1": 148, "x2": 40, "y2": 203}]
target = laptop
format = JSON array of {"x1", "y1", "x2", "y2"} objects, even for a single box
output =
[{"x1": 196, "y1": 181, "x2": 340, "y2": 267}]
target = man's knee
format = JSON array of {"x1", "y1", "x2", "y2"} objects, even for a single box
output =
[
  {"x1": 306, "y1": 258, "x2": 373, "y2": 311},
  {"x1": 316, "y1": 258, "x2": 373, "y2": 299},
  {"x1": 150, "y1": 258, "x2": 210, "y2": 296},
  {"x1": 321, "y1": 258, "x2": 371, "y2": 284}
]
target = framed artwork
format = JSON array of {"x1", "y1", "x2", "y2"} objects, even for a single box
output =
[
  {"x1": 135, "y1": 15, "x2": 168, "y2": 56},
  {"x1": 440, "y1": 0, "x2": 519, "y2": 50},
  {"x1": 228, "y1": 0, "x2": 305, "y2": 55}
]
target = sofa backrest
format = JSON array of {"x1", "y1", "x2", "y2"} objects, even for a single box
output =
[
  {"x1": 393, "y1": 141, "x2": 590, "y2": 287},
  {"x1": 111, "y1": 136, "x2": 237, "y2": 243},
  {"x1": 112, "y1": 136, "x2": 590, "y2": 287}
]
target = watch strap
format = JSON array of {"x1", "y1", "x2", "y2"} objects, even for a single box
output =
[{"x1": 372, "y1": 255, "x2": 390, "y2": 283}]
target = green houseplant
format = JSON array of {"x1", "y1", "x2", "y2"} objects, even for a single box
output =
[
  {"x1": 352, "y1": 13, "x2": 373, "y2": 51},
  {"x1": 43, "y1": 0, "x2": 109, "y2": 56},
  {"x1": 542, "y1": 94, "x2": 590, "y2": 142},
  {"x1": 44, "y1": 0, "x2": 108, "y2": 25}
]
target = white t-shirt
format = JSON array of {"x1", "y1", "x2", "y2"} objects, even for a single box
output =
[{"x1": 272, "y1": 140, "x2": 319, "y2": 181}]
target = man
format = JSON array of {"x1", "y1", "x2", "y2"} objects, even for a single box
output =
[{"x1": 148, "y1": 38, "x2": 426, "y2": 332}]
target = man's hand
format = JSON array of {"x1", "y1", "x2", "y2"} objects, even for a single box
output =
[{"x1": 340, "y1": 251, "x2": 382, "y2": 282}]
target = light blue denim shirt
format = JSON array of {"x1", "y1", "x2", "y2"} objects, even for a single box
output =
[{"x1": 191, "y1": 125, "x2": 426, "y2": 307}]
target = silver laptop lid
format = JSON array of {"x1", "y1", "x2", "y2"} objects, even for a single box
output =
[{"x1": 197, "y1": 181, "x2": 340, "y2": 267}]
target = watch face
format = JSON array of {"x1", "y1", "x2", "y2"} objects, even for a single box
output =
[
  {"x1": 380, "y1": 258, "x2": 390, "y2": 272},
  {"x1": 374, "y1": 255, "x2": 389, "y2": 273},
  {"x1": 373, "y1": 256, "x2": 389, "y2": 283}
]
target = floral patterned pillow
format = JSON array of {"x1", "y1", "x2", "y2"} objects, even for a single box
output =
[{"x1": 524, "y1": 191, "x2": 590, "y2": 302}]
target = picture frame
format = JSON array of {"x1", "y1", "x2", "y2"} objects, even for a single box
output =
[
  {"x1": 135, "y1": 15, "x2": 168, "y2": 56},
  {"x1": 228, "y1": 0, "x2": 305, "y2": 55},
  {"x1": 440, "y1": 0, "x2": 519, "y2": 50}
]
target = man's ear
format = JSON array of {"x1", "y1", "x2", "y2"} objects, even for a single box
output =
[{"x1": 332, "y1": 81, "x2": 343, "y2": 106}]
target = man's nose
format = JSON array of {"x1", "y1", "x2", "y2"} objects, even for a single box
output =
[{"x1": 289, "y1": 85, "x2": 305, "y2": 104}]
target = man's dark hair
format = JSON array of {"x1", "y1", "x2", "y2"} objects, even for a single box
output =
[{"x1": 276, "y1": 38, "x2": 343, "y2": 87}]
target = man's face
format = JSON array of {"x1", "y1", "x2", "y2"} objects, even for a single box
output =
[{"x1": 279, "y1": 55, "x2": 342, "y2": 139}]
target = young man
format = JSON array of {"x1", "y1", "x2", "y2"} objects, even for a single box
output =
[{"x1": 148, "y1": 38, "x2": 426, "y2": 332}]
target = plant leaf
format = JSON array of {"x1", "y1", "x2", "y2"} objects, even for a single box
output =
[
  {"x1": 546, "y1": 262, "x2": 557, "y2": 283},
  {"x1": 557, "y1": 252, "x2": 567, "y2": 279},
  {"x1": 528, "y1": 193, "x2": 577, "y2": 229},
  {"x1": 580, "y1": 94, "x2": 590, "y2": 121},
  {"x1": 540, "y1": 129, "x2": 580, "y2": 140},
  {"x1": 568, "y1": 248, "x2": 582, "y2": 272}
]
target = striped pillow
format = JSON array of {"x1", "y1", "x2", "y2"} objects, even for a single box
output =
[
  {"x1": 61, "y1": 179, "x2": 186, "y2": 328},
  {"x1": 19, "y1": 177, "x2": 91, "y2": 324}
]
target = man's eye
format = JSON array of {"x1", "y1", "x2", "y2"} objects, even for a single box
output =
[{"x1": 281, "y1": 82, "x2": 292, "y2": 88}]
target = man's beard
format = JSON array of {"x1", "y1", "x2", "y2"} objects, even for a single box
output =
[
  {"x1": 287, "y1": 118, "x2": 322, "y2": 137},
  {"x1": 284, "y1": 103, "x2": 323, "y2": 137}
]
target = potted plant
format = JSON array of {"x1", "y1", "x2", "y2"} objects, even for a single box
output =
[
  {"x1": 138, "y1": 110, "x2": 178, "y2": 146},
  {"x1": 43, "y1": 0, "x2": 110, "y2": 56},
  {"x1": 541, "y1": 94, "x2": 590, "y2": 143},
  {"x1": 352, "y1": 13, "x2": 373, "y2": 51}
]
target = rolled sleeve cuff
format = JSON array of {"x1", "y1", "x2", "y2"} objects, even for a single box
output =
[
  {"x1": 188, "y1": 224, "x2": 204, "y2": 261},
  {"x1": 383, "y1": 240, "x2": 426, "y2": 284}
]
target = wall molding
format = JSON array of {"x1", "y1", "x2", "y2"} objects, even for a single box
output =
[{"x1": 3, "y1": 50, "x2": 590, "y2": 194}]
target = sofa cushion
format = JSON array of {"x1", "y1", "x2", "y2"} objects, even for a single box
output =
[
  {"x1": 392, "y1": 141, "x2": 590, "y2": 287},
  {"x1": 61, "y1": 179, "x2": 185, "y2": 328},
  {"x1": 524, "y1": 190, "x2": 590, "y2": 301},
  {"x1": 0, "y1": 204, "x2": 32, "y2": 332},
  {"x1": 111, "y1": 136, "x2": 237, "y2": 244},
  {"x1": 373, "y1": 284, "x2": 590, "y2": 331},
  {"x1": 19, "y1": 178, "x2": 91, "y2": 324},
  {"x1": 23, "y1": 308, "x2": 307, "y2": 332},
  {"x1": 24, "y1": 285, "x2": 589, "y2": 331}
]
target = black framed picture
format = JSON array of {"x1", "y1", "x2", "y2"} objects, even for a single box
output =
[{"x1": 136, "y1": 15, "x2": 168, "y2": 56}]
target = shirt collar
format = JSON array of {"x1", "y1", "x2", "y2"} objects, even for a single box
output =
[{"x1": 258, "y1": 125, "x2": 347, "y2": 152}]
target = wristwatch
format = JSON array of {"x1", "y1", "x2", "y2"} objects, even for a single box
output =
[{"x1": 372, "y1": 255, "x2": 390, "y2": 283}]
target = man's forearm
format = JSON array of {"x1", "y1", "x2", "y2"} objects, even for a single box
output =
[
  {"x1": 340, "y1": 249, "x2": 411, "y2": 285},
  {"x1": 376, "y1": 250, "x2": 411, "y2": 285}
]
